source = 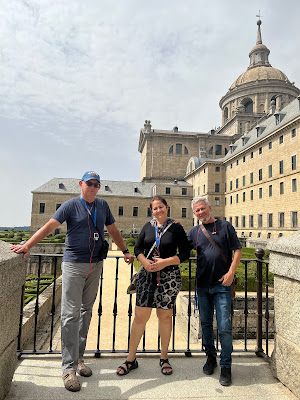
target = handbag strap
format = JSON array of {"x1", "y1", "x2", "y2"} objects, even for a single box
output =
[{"x1": 200, "y1": 223, "x2": 228, "y2": 265}]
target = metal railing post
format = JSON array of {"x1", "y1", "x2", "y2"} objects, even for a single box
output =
[{"x1": 255, "y1": 248, "x2": 264, "y2": 357}]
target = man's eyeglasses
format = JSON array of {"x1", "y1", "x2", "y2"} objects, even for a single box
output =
[{"x1": 85, "y1": 181, "x2": 100, "y2": 188}]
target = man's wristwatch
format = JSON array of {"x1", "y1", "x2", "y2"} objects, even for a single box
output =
[{"x1": 122, "y1": 248, "x2": 130, "y2": 255}]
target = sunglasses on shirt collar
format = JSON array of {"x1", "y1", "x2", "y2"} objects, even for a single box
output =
[{"x1": 85, "y1": 181, "x2": 100, "y2": 188}]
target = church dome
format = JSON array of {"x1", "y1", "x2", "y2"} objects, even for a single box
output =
[
  {"x1": 229, "y1": 19, "x2": 290, "y2": 90},
  {"x1": 230, "y1": 66, "x2": 289, "y2": 89}
]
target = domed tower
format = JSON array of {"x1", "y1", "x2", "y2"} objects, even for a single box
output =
[{"x1": 218, "y1": 19, "x2": 300, "y2": 137}]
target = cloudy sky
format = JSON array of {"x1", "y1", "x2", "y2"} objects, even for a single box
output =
[{"x1": 1, "y1": 0, "x2": 300, "y2": 226}]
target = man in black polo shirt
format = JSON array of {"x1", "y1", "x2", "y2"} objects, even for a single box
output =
[
  {"x1": 11, "y1": 171, "x2": 134, "y2": 392},
  {"x1": 188, "y1": 197, "x2": 242, "y2": 386}
]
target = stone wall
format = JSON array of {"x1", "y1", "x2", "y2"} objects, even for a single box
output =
[
  {"x1": 0, "y1": 241, "x2": 26, "y2": 400},
  {"x1": 268, "y1": 231, "x2": 300, "y2": 399}
]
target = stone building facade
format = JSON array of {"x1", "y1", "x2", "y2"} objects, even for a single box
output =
[{"x1": 30, "y1": 20, "x2": 299, "y2": 245}]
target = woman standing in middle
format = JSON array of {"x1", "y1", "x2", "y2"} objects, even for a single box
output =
[{"x1": 116, "y1": 196, "x2": 190, "y2": 376}]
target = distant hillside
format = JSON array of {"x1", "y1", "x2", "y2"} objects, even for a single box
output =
[{"x1": 0, "y1": 226, "x2": 30, "y2": 231}]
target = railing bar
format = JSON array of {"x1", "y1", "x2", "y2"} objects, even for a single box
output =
[
  {"x1": 186, "y1": 258, "x2": 192, "y2": 355},
  {"x1": 127, "y1": 263, "x2": 134, "y2": 352},
  {"x1": 265, "y1": 261, "x2": 269, "y2": 357},
  {"x1": 95, "y1": 266, "x2": 104, "y2": 357},
  {"x1": 244, "y1": 261, "x2": 248, "y2": 352},
  {"x1": 17, "y1": 283, "x2": 25, "y2": 354},
  {"x1": 112, "y1": 257, "x2": 120, "y2": 352},
  {"x1": 33, "y1": 255, "x2": 42, "y2": 353},
  {"x1": 48, "y1": 257, "x2": 58, "y2": 352}
]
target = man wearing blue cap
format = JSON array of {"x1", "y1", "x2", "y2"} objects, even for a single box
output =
[{"x1": 11, "y1": 171, "x2": 134, "y2": 392}]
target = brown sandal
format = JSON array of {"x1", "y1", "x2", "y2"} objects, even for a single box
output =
[{"x1": 62, "y1": 370, "x2": 81, "y2": 392}]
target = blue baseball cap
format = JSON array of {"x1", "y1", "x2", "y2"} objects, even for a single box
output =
[{"x1": 81, "y1": 171, "x2": 101, "y2": 182}]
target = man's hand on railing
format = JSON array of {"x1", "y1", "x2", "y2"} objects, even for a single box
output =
[{"x1": 10, "y1": 241, "x2": 30, "y2": 259}]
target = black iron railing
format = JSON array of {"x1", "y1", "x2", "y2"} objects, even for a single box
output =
[{"x1": 17, "y1": 249, "x2": 271, "y2": 360}]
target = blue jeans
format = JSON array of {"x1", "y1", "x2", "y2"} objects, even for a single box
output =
[{"x1": 197, "y1": 283, "x2": 233, "y2": 368}]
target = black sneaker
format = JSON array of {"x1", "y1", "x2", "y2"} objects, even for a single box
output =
[
  {"x1": 203, "y1": 355, "x2": 217, "y2": 375},
  {"x1": 219, "y1": 367, "x2": 232, "y2": 386}
]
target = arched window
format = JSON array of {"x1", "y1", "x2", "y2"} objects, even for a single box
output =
[
  {"x1": 244, "y1": 101, "x2": 253, "y2": 113},
  {"x1": 215, "y1": 145, "x2": 222, "y2": 155},
  {"x1": 224, "y1": 107, "x2": 228, "y2": 121},
  {"x1": 176, "y1": 144, "x2": 182, "y2": 154},
  {"x1": 208, "y1": 147, "x2": 213, "y2": 155},
  {"x1": 169, "y1": 145, "x2": 173, "y2": 154},
  {"x1": 224, "y1": 147, "x2": 228, "y2": 155},
  {"x1": 184, "y1": 146, "x2": 188, "y2": 155}
]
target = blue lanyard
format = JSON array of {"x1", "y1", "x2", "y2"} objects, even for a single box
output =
[
  {"x1": 80, "y1": 195, "x2": 97, "y2": 227},
  {"x1": 154, "y1": 220, "x2": 168, "y2": 249}
]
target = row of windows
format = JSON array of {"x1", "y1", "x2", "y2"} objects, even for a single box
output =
[
  {"x1": 226, "y1": 179, "x2": 297, "y2": 204},
  {"x1": 39, "y1": 203, "x2": 188, "y2": 218},
  {"x1": 169, "y1": 144, "x2": 189, "y2": 155},
  {"x1": 226, "y1": 157, "x2": 297, "y2": 192},
  {"x1": 228, "y1": 211, "x2": 298, "y2": 228},
  {"x1": 227, "y1": 128, "x2": 297, "y2": 169},
  {"x1": 165, "y1": 187, "x2": 188, "y2": 195}
]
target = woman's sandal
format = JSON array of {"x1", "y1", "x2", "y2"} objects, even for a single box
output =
[
  {"x1": 116, "y1": 359, "x2": 138, "y2": 376},
  {"x1": 159, "y1": 358, "x2": 173, "y2": 375}
]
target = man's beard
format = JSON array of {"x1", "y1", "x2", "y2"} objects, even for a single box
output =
[{"x1": 200, "y1": 214, "x2": 211, "y2": 223}]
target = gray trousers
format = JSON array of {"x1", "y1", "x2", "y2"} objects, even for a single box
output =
[{"x1": 61, "y1": 261, "x2": 103, "y2": 373}]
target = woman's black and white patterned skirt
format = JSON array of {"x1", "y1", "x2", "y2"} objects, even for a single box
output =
[{"x1": 136, "y1": 265, "x2": 182, "y2": 310}]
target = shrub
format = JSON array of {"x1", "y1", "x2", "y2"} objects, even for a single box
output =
[{"x1": 126, "y1": 237, "x2": 136, "y2": 246}]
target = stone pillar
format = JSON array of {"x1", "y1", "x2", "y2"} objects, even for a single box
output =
[
  {"x1": 0, "y1": 241, "x2": 26, "y2": 400},
  {"x1": 267, "y1": 231, "x2": 300, "y2": 399}
]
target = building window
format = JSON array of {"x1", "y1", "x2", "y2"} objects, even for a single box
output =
[
  {"x1": 259, "y1": 188, "x2": 262, "y2": 198},
  {"x1": 249, "y1": 231, "x2": 252, "y2": 237},
  {"x1": 215, "y1": 145, "x2": 222, "y2": 155},
  {"x1": 257, "y1": 232, "x2": 261, "y2": 238},
  {"x1": 243, "y1": 192, "x2": 246, "y2": 202},
  {"x1": 236, "y1": 178, "x2": 239, "y2": 189},
  {"x1": 268, "y1": 213, "x2": 273, "y2": 227},
  {"x1": 291, "y1": 128, "x2": 296, "y2": 138},
  {"x1": 269, "y1": 141, "x2": 272, "y2": 150},
  {"x1": 259, "y1": 147, "x2": 262, "y2": 155},
  {"x1": 251, "y1": 151, "x2": 253, "y2": 159},
  {"x1": 175, "y1": 144, "x2": 182, "y2": 154},
  {"x1": 225, "y1": 197, "x2": 227, "y2": 205},
  {"x1": 230, "y1": 181, "x2": 232, "y2": 190},
  {"x1": 242, "y1": 215, "x2": 246, "y2": 227},
  {"x1": 147, "y1": 207, "x2": 152, "y2": 217},
  {"x1": 182, "y1": 208, "x2": 187, "y2": 218},
  {"x1": 258, "y1": 214, "x2": 263, "y2": 227},
  {"x1": 215, "y1": 166, "x2": 220, "y2": 172},
  {"x1": 236, "y1": 159, "x2": 239, "y2": 166},
  {"x1": 182, "y1": 188, "x2": 187, "y2": 195},
  {"x1": 229, "y1": 217, "x2": 233, "y2": 224},
  {"x1": 268, "y1": 165, "x2": 272, "y2": 178},
  {"x1": 133, "y1": 207, "x2": 138, "y2": 217},
  {"x1": 54, "y1": 229, "x2": 60, "y2": 235},
  {"x1": 249, "y1": 215, "x2": 254, "y2": 228},
  {"x1": 279, "y1": 160, "x2": 284, "y2": 174},
  {"x1": 242, "y1": 175, "x2": 245, "y2": 186},
  {"x1": 267, "y1": 232, "x2": 271, "y2": 239},
  {"x1": 166, "y1": 187, "x2": 171, "y2": 194},
  {"x1": 279, "y1": 135, "x2": 284, "y2": 144},
  {"x1": 291, "y1": 211, "x2": 298, "y2": 228},
  {"x1": 230, "y1": 196, "x2": 233, "y2": 204},
  {"x1": 167, "y1": 207, "x2": 171, "y2": 217},
  {"x1": 56, "y1": 203, "x2": 61, "y2": 210},
  {"x1": 250, "y1": 190, "x2": 253, "y2": 200},
  {"x1": 243, "y1": 156, "x2": 246, "y2": 163},
  {"x1": 292, "y1": 155, "x2": 297, "y2": 170},
  {"x1": 118, "y1": 206, "x2": 124, "y2": 216},
  {"x1": 208, "y1": 147, "x2": 213, "y2": 155},
  {"x1": 235, "y1": 216, "x2": 239, "y2": 227},
  {"x1": 269, "y1": 185, "x2": 272, "y2": 197},
  {"x1": 215, "y1": 197, "x2": 220, "y2": 206},
  {"x1": 279, "y1": 212, "x2": 284, "y2": 228},
  {"x1": 225, "y1": 183, "x2": 227, "y2": 192},
  {"x1": 184, "y1": 146, "x2": 188, "y2": 154},
  {"x1": 250, "y1": 172, "x2": 253, "y2": 184},
  {"x1": 280, "y1": 182, "x2": 284, "y2": 194},
  {"x1": 203, "y1": 184, "x2": 206, "y2": 192},
  {"x1": 258, "y1": 169, "x2": 262, "y2": 181},
  {"x1": 292, "y1": 178, "x2": 297, "y2": 192},
  {"x1": 39, "y1": 203, "x2": 45, "y2": 214},
  {"x1": 169, "y1": 145, "x2": 173, "y2": 154},
  {"x1": 215, "y1": 183, "x2": 220, "y2": 192}
]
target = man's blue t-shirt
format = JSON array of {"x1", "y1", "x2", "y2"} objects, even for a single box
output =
[
  {"x1": 188, "y1": 219, "x2": 241, "y2": 287},
  {"x1": 52, "y1": 196, "x2": 115, "y2": 263}
]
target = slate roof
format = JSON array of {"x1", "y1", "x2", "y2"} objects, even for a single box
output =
[
  {"x1": 223, "y1": 97, "x2": 300, "y2": 161},
  {"x1": 32, "y1": 178, "x2": 191, "y2": 197}
]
